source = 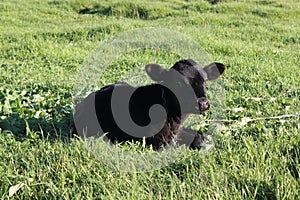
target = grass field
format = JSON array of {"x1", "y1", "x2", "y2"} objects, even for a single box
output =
[{"x1": 0, "y1": 0, "x2": 300, "y2": 199}]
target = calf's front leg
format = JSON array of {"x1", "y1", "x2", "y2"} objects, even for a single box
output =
[{"x1": 177, "y1": 128, "x2": 205, "y2": 149}]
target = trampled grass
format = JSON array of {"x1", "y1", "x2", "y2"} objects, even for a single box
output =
[{"x1": 0, "y1": 0, "x2": 299, "y2": 199}]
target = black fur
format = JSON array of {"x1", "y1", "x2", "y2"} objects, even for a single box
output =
[{"x1": 75, "y1": 59, "x2": 225, "y2": 150}]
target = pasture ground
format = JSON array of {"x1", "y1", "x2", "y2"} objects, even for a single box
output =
[{"x1": 0, "y1": 0, "x2": 299, "y2": 199}]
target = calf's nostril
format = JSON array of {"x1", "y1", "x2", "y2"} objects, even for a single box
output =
[
  {"x1": 206, "y1": 101, "x2": 210, "y2": 109},
  {"x1": 201, "y1": 101, "x2": 209, "y2": 110}
]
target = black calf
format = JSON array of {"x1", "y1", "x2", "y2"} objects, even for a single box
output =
[{"x1": 74, "y1": 59, "x2": 225, "y2": 150}]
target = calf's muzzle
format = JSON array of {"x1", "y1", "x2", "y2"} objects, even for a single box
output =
[{"x1": 197, "y1": 97, "x2": 210, "y2": 113}]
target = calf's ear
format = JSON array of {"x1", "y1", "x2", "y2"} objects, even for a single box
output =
[
  {"x1": 203, "y1": 62, "x2": 226, "y2": 81},
  {"x1": 145, "y1": 64, "x2": 167, "y2": 82}
]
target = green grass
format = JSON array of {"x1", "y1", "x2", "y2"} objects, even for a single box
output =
[{"x1": 0, "y1": 0, "x2": 299, "y2": 199}]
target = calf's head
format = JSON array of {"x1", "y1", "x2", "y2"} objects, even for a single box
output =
[{"x1": 145, "y1": 59, "x2": 225, "y2": 114}]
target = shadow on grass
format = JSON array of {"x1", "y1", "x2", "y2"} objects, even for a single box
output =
[
  {"x1": 0, "y1": 112, "x2": 75, "y2": 142},
  {"x1": 228, "y1": 177, "x2": 277, "y2": 200},
  {"x1": 79, "y1": 4, "x2": 150, "y2": 20},
  {"x1": 283, "y1": 143, "x2": 300, "y2": 180}
]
